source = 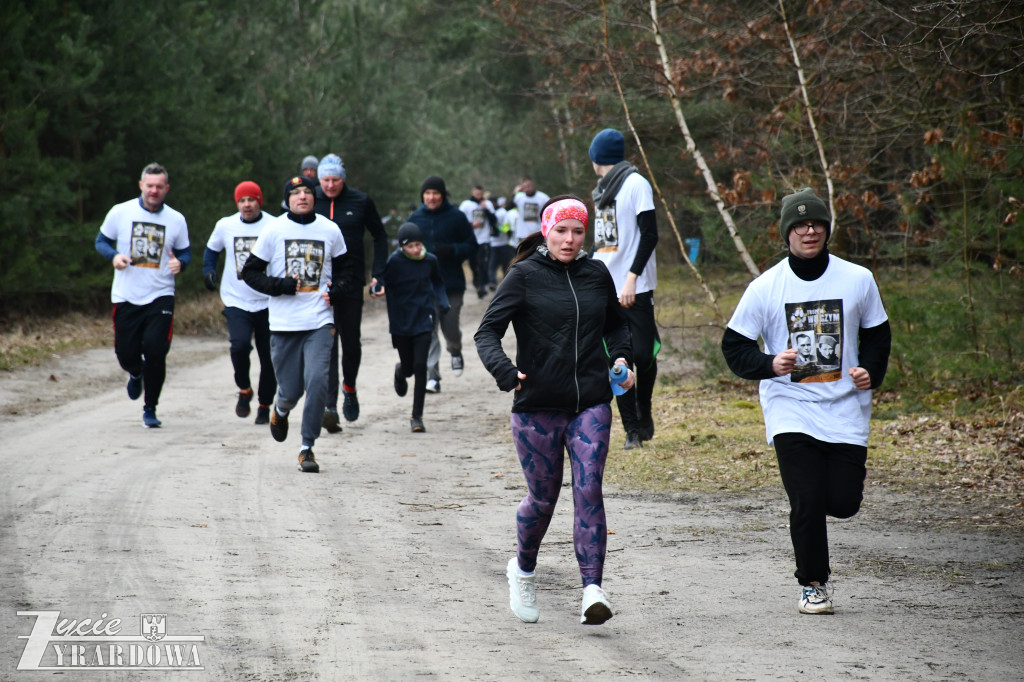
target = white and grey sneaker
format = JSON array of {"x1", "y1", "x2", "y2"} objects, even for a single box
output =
[
  {"x1": 580, "y1": 584, "x2": 613, "y2": 624},
  {"x1": 798, "y1": 582, "x2": 834, "y2": 614},
  {"x1": 506, "y1": 557, "x2": 539, "y2": 623},
  {"x1": 425, "y1": 378, "x2": 440, "y2": 394}
]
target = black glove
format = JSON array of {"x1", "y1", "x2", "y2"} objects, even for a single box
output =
[
  {"x1": 328, "y1": 281, "x2": 349, "y2": 305},
  {"x1": 434, "y1": 243, "x2": 454, "y2": 259},
  {"x1": 203, "y1": 271, "x2": 218, "y2": 291}
]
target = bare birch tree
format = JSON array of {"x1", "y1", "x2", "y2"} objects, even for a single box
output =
[
  {"x1": 599, "y1": 0, "x2": 726, "y2": 321},
  {"x1": 648, "y1": 0, "x2": 761, "y2": 278},
  {"x1": 777, "y1": 0, "x2": 838, "y2": 236}
]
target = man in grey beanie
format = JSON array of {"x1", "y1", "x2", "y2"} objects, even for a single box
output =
[{"x1": 300, "y1": 155, "x2": 319, "y2": 180}]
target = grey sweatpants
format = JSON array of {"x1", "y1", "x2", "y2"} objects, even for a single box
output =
[
  {"x1": 270, "y1": 325, "x2": 334, "y2": 445},
  {"x1": 427, "y1": 289, "x2": 464, "y2": 383}
]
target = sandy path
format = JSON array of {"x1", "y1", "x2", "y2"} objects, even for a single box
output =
[{"x1": 1, "y1": 295, "x2": 1021, "y2": 680}]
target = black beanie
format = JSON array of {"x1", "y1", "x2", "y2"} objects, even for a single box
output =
[
  {"x1": 779, "y1": 187, "x2": 831, "y2": 243},
  {"x1": 397, "y1": 222, "x2": 423, "y2": 246},
  {"x1": 284, "y1": 175, "x2": 317, "y2": 201},
  {"x1": 420, "y1": 175, "x2": 448, "y2": 198}
]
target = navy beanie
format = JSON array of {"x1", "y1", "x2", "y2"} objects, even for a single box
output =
[{"x1": 589, "y1": 128, "x2": 626, "y2": 165}]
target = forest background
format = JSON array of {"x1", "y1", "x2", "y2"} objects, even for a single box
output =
[{"x1": 1, "y1": 0, "x2": 1022, "y2": 415}]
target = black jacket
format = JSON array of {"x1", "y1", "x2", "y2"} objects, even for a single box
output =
[
  {"x1": 381, "y1": 249, "x2": 450, "y2": 336},
  {"x1": 475, "y1": 248, "x2": 633, "y2": 414},
  {"x1": 314, "y1": 184, "x2": 388, "y2": 289}
]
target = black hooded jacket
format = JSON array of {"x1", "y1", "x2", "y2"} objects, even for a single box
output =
[{"x1": 475, "y1": 247, "x2": 633, "y2": 414}]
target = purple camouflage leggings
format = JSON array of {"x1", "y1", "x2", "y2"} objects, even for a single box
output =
[{"x1": 511, "y1": 404, "x2": 612, "y2": 587}]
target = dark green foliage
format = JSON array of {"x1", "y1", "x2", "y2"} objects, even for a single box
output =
[{"x1": 0, "y1": 0, "x2": 556, "y2": 311}]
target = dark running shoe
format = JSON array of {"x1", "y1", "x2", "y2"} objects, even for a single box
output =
[
  {"x1": 126, "y1": 373, "x2": 143, "y2": 401},
  {"x1": 394, "y1": 363, "x2": 408, "y2": 397},
  {"x1": 342, "y1": 390, "x2": 359, "y2": 422},
  {"x1": 322, "y1": 407, "x2": 343, "y2": 434},
  {"x1": 142, "y1": 407, "x2": 162, "y2": 428},
  {"x1": 623, "y1": 431, "x2": 642, "y2": 450},
  {"x1": 236, "y1": 388, "x2": 254, "y2": 418},
  {"x1": 451, "y1": 354, "x2": 464, "y2": 377},
  {"x1": 297, "y1": 448, "x2": 319, "y2": 473},
  {"x1": 410, "y1": 417, "x2": 426, "y2": 433},
  {"x1": 270, "y1": 408, "x2": 289, "y2": 442},
  {"x1": 254, "y1": 405, "x2": 271, "y2": 425}
]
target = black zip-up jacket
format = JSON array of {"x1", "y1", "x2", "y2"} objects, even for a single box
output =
[
  {"x1": 314, "y1": 184, "x2": 387, "y2": 290},
  {"x1": 475, "y1": 247, "x2": 633, "y2": 414}
]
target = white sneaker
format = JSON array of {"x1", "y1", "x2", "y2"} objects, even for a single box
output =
[
  {"x1": 425, "y1": 379, "x2": 440, "y2": 393},
  {"x1": 580, "y1": 584, "x2": 613, "y2": 624},
  {"x1": 798, "y1": 582, "x2": 834, "y2": 614},
  {"x1": 506, "y1": 558, "x2": 539, "y2": 623}
]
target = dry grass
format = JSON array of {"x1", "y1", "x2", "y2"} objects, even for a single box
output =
[
  {"x1": 605, "y1": 379, "x2": 1024, "y2": 529},
  {"x1": 0, "y1": 293, "x2": 225, "y2": 371}
]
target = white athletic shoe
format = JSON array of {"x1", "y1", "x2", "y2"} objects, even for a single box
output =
[
  {"x1": 425, "y1": 378, "x2": 440, "y2": 394},
  {"x1": 506, "y1": 558, "x2": 539, "y2": 623},
  {"x1": 798, "y1": 582, "x2": 834, "y2": 614},
  {"x1": 580, "y1": 584, "x2": 613, "y2": 624}
]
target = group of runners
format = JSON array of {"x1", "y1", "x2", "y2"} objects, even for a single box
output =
[{"x1": 94, "y1": 127, "x2": 889, "y2": 624}]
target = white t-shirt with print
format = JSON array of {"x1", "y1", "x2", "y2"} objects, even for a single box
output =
[
  {"x1": 99, "y1": 198, "x2": 190, "y2": 305},
  {"x1": 459, "y1": 198, "x2": 495, "y2": 246},
  {"x1": 592, "y1": 172, "x2": 657, "y2": 295},
  {"x1": 249, "y1": 213, "x2": 347, "y2": 332},
  {"x1": 206, "y1": 211, "x2": 276, "y2": 312},
  {"x1": 513, "y1": 190, "x2": 550, "y2": 240},
  {"x1": 727, "y1": 255, "x2": 889, "y2": 446}
]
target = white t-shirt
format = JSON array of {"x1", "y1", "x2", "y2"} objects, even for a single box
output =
[
  {"x1": 249, "y1": 213, "x2": 347, "y2": 332},
  {"x1": 727, "y1": 255, "x2": 889, "y2": 446},
  {"x1": 206, "y1": 212, "x2": 275, "y2": 312},
  {"x1": 491, "y1": 207, "x2": 510, "y2": 247},
  {"x1": 99, "y1": 198, "x2": 190, "y2": 305},
  {"x1": 592, "y1": 172, "x2": 657, "y2": 295},
  {"x1": 513, "y1": 190, "x2": 550, "y2": 240},
  {"x1": 459, "y1": 198, "x2": 495, "y2": 246}
]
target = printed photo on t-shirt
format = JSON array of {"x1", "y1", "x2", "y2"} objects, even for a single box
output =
[
  {"x1": 786, "y1": 299, "x2": 843, "y2": 383},
  {"x1": 285, "y1": 239, "x2": 325, "y2": 292},
  {"x1": 522, "y1": 201, "x2": 541, "y2": 224},
  {"x1": 593, "y1": 205, "x2": 619, "y2": 253},
  {"x1": 130, "y1": 222, "x2": 166, "y2": 269},
  {"x1": 233, "y1": 236, "x2": 257, "y2": 279}
]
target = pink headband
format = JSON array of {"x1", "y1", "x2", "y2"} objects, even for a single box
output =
[{"x1": 541, "y1": 198, "x2": 589, "y2": 237}]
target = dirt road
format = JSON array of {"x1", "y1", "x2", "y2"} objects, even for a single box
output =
[{"x1": 1, "y1": 295, "x2": 1021, "y2": 680}]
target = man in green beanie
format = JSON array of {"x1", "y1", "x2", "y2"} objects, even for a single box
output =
[{"x1": 720, "y1": 187, "x2": 892, "y2": 615}]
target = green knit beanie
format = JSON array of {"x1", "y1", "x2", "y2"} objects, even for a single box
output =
[{"x1": 779, "y1": 187, "x2": 831, "y2": 244}]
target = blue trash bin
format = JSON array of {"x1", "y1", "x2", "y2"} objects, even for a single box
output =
[{"x1": 684, "y1": 238, "x2": 700, "y2": 264}]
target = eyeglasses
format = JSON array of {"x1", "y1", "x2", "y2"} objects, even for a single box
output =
[{"x1": 792, "y1": 221, "x2": 827, "y2": 235}]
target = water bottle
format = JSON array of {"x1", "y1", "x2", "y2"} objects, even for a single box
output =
[{"x1": 609, "y1": 364, "x2": 629, "y2": 396}]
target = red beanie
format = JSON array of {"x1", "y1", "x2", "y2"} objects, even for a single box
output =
[{"x1": 234, "y1": 181, "x2": 263, "y2": 206}]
